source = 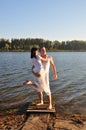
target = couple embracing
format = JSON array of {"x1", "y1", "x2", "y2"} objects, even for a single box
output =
[{"x1": 23, "y1": 47, "x2": 57, "y2": 109}]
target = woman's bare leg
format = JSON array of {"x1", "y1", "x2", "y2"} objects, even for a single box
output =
[
  {"x1": 37, "y1": 92, "x2": 43, "y2": 105},
  {"x1": 23, "y1": 81, "x2": 44, "y2": 105},
  {"x1": 23, "y1": 80, "x2": 38, "y2": 88}
]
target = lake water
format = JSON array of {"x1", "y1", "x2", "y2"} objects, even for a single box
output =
[{"x1": 0, "y1": 52, "x2": 86, "y2": 113}]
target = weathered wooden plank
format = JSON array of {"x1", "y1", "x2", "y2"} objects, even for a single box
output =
[
  {"x1": 26, "y1": 104, "x2": 56, "y2": 113},
  {"x1": 26, "y1": 108, "x2": 55, "y2": 113}
]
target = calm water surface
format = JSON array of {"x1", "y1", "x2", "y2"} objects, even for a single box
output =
[{"x1": 0, "y1": 52, "x2": 86, "y2": 113}]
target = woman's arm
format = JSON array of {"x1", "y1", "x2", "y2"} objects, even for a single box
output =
[{"x1": 32, "y1": 65, "x2": 40, "y2": 77}]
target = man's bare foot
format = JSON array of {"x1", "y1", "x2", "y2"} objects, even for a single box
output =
[
  {"x1": 23, "y1": 80, "x2": 32, "y2": 85},
  {"x1": 47, "y1": 105, "x2": 52, "y2": 110}
]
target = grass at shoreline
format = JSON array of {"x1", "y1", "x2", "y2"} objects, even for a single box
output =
[{"x1": 1, "y1": 49, "x2": 86, "y2": 52}]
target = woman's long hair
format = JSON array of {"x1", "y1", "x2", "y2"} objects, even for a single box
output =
[{"x1": 31, "y1": 47, "x2": 38, "y2": 58}]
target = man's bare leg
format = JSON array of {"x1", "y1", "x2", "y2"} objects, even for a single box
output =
[{"x1": 47, "y1": 94, "x2": 52, "y2": 109}]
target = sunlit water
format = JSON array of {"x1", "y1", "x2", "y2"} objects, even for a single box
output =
[{"x1": 0, "y1": 52, "x2": 86, "y2": 113}]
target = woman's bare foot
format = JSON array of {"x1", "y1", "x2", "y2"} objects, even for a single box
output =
[
  {"x1": 23, "y1": 80, "x2": 39, "y2": 89},
  {"x1": 23, "y1": 80, "x2": 32, "y2": 85},
  {"x1": 37, "y1": 101, "x2": 44, "y2": 105}
]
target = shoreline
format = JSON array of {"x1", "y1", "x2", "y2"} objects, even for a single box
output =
[{"x1": 0, "y1": 102, "x2": 86, "y2": 130}]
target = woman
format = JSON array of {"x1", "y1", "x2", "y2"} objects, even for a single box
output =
[{"x1": 31, "y1": 47, "x2": 47, "y2": 77}]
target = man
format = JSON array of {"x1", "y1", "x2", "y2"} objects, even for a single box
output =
[
  {"x1": 37, "y1": 47, "x2": 57, "y2": 109},
  {"x1": 23, "y1": 47, "x2": 57, "y2": 109}
]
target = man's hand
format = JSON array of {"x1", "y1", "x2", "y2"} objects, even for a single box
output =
[{"x1": 54, "y1": 73, "x2": 58, "y2": 80}]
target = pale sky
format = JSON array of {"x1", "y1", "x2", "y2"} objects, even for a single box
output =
[{"x1": 0, "y1": 0, "x2": 86, "y2": 42}]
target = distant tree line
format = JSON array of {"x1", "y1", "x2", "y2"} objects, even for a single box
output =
[{"x1": 0, "y1": 38, "x2": 86, "y2": 51}]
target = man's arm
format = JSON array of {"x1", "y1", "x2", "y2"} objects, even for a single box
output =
[{"x1": 50, "y1": 56, "x2": 58, "y2": 80}]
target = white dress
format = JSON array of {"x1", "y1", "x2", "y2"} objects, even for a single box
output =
[
  {"x1": 42, "y1": 55, "x2": 51, "y2": 95},
  {"x1": 32, "y1": 55, "x2": 43, "y2": 73},
  {"x1": 32, "y1": 55, "x2": 51, "y2": 95}
]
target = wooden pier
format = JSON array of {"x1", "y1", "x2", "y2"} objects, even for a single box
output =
[{"x1": 26, "y1": 104, "x2": 56, "y2": 113}]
